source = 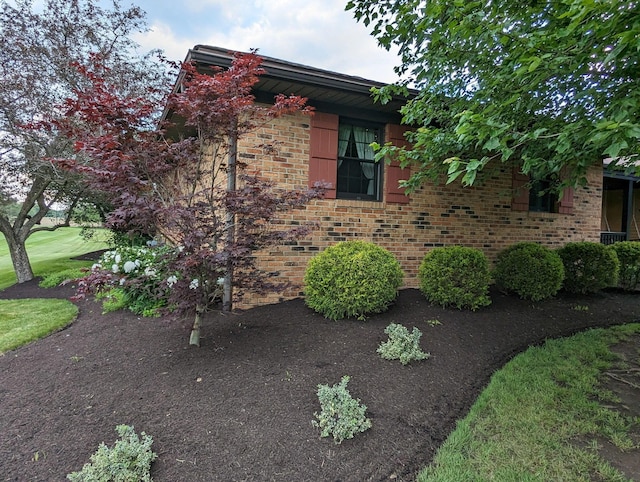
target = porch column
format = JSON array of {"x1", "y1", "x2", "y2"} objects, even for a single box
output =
[{"x1": 624, "y1": 179, "x2": 633, "y2": 240}]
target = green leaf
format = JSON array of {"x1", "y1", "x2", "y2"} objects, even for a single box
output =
[
  {"x1": 446, "y1": 159, "x2": 461, "y2": 174},
  {"x1": 528, "y1": 57, "x2": 541, "y2": 72},
  {"x1": 461, "y1": 170, "x2": 477, "y2": 186},
  {"x1": 483, "y1": 137, "x2": 501, "y2": 151},
  {"x1": 446, "y1": 170, "x2": 464, "y2": 184},
  {"x1": 603, "y1": 140, "x2": 629, "y2": 159},
  {"x1": 532, "y1": 128, "x2": 548, "y2": 139},
  {"x1": 467, "y1": 159, "x2": 482, "y2": 171}
]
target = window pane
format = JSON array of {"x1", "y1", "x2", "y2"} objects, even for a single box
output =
[
  {"x1": 529, "y1": 179, "x2": 554, "y2": 213},
  {"x1": 336, "y1": 121, "x2": 381, "y2": 200}
]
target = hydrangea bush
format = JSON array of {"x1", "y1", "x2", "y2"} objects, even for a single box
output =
[{"x1": 79, "y1": 243, "x2": 176, "y2": 317}]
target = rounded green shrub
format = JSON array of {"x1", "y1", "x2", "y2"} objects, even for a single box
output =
[
  {"x1": 610, "y1": 241, "x2": 640, "y2": 291},
  {"x1": 303, "y1": 240, "x2": 404, "y2": 320},
  {"x1": 418, "y1": 246, "x2": 491, "y2": 310},
  {"x1": 494, "y1": 242, "x2": 564, "y2": 301},
  {"x1": 557, "y1": 241, "x2": 619, "y2": 294}
]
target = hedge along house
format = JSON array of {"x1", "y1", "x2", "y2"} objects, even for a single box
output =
[{"x1": 179, "y1": 45, "x2": 604, "y2": 309}]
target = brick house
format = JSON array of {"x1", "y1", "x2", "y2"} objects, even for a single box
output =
[{"x1": 183, "y1": 45, "x2": 605, "y2": 308}]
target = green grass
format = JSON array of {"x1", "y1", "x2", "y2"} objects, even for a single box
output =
[
  {"x1": 0, "y1": 298, "x2": 78, "y2": 353},
  {"x1": 418, "y1": 323, "x2": 640, "y2": 482},
  {"x1": 0, "y1": 227, "x2": 109, "y2": 289}
]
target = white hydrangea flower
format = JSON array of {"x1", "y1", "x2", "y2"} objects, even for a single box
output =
[
  {"x1": 144, "y1": 267, "x2": 156, "y2": 277},
  {"x1": 123, "y1": 261, "x2": 137, "y2": 273},
  {"x1": 119, "y1": 277, "x2": 126, "y2": 286},
  {"x1": 115, "y1": 254, "x2": 121, "y2": 264},
  {"x1": 91, "y1": 263, "x2": 102, "y2": 271},
  {"x1": 112, "y1": 264, "x2": 119, "y2": 273},
  {"x1": 134, "y1": 259, "x2": 141, "y2": 267},
  {"x1": 189, "y1": 278, "x2": 199, "y2": 290},
  {"x1": 166, "y1": 275, "x2": 178, "y2": 287}
]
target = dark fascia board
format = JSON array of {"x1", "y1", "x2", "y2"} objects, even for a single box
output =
[
  {"x1": 604, "y1": 170, "x2": 640, "y2": 182},
  {"x1": 603, "y1": 157, "x2": 640, "y2": 182},
  {"x1": 185, "y1": 45, "x2": 417, "y2": 109}
]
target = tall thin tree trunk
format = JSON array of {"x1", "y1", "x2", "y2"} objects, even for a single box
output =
[
  {"x1": 7, "y1": 232, "x2": 34, "y2": 283},
  {"x1": 189, "y1": 306, "x2": 202, "y2": 347},
  {"x1": 222, "y1": 128, "x2": 237, "y2": 312}
]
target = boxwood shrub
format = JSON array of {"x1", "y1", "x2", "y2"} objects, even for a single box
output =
[
  {"x1": 493, "y1": 242, "x2": 564, "y2": 301},
  {"x1": 557, "y1": 241, "x2": 619, "y2": 294},
  {"x1": 610, "y1": 241, "x2": 640, "y2": 291},
  {"x1": 418, "y1": 246, "x2": 491, "y2": 310},
  {"x1": 303, "y1": 240, "x2": 404, "y2": 320}
]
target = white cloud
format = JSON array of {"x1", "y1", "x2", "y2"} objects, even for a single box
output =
[{"x1": 132, "y1": 0, "x2": 402, "y2": 84}]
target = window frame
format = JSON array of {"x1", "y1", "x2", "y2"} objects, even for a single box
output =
[{"x1": 335, "y1": 118, "x2": 383, "y2": 202}]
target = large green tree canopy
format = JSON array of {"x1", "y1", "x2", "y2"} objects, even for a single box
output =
[{"x1": 346, "y1": 0, "x2": 640, "y2": 189}]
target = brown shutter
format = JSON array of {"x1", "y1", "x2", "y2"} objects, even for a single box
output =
[
  {"x1": 512, "y1": 168, "x2": 530, "y2": 211},
  {"x1": 308, "y1": 112, "x2": 338, "y2": 199},
  {"x1": 384, "y1": 124, "x2": 411, "y2": 204},
  {"x1": 557, "y1": 167, "x2": 574, "y2": 214},
  {"x1": 557, "y1": 187, "x2": 574, "y2": 214}
]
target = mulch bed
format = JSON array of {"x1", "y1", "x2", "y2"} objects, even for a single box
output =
[{"x1": 1, "y1": 275, "x2": 640, "y2": 481}]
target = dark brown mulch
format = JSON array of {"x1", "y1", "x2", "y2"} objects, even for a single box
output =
[{"x1": 1, "y1": 276, "x2": 640, "y2": 482}]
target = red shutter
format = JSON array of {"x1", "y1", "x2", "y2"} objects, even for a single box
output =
[
  {"x1": 308, "y1": 112, "x2": 338, "y2": 199},
  {"x1": 557, "y1": 167, "x2": 574, "y2": 214},
  {"x1": 512, "y1": 168, "x2": 530, "y2": 211},
  {"x1": 384, "y1": 124, "x2": 411, "y2": 204},
  {"x1": 558, "y1": 186, "x2": 574, "y2": 214}
]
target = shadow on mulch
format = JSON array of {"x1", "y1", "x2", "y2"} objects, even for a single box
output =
[{"x1": 1, "y1": 277, "x2": 640, "y2": 481}]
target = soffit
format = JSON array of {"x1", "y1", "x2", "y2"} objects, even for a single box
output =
[{"x1": 186, "y1": 45, "x2": 414, "y2": 123}]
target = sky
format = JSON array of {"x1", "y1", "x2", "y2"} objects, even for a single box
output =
[{"x1": 129, "y1": 0, "x2": 403, "y2": 84}]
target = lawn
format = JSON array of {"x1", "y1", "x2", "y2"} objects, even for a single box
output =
[
  {"x1": 0, "y1": 227, "x2": 109, "y2": 289},
  {"x1": 419, "y1": 323, "x2": 640, "y2": 481},
  {"x1": 0, "y1": 298, "x2": 78, "y2": 353}
]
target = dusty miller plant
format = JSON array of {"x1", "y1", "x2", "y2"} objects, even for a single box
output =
[
  {"x1": 377, "y1": 323, "x2": 430, "y2": 365},
  {"x1": 66, "y1": 424, "x2": 157, "y2": 482},
  {"x1": 312, "y1": 375, "x2": 372, "y2": 444}
]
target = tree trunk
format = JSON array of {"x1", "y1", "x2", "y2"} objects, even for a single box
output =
[
  {"x1": 7, "y1": 233, "x2": 34, "y2": 283},
  {"x1": 189, "y1": 307, "x2": 202, "y2": 347}
]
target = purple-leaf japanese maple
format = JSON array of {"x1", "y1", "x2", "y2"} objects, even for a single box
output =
[{"x1": 55, "y1": 51, "x2": 325, "y2": 345}]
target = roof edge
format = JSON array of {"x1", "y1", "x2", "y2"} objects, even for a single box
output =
[{"x1": 186, "y1": 45, "x2": 417, "y2": 100}]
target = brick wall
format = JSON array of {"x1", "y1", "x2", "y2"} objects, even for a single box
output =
[{"x1": 235, "y1": 112, "x2": 604, "y2": 309}]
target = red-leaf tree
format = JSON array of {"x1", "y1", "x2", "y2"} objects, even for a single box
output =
[{"x1": 55, "y1": 51, "x2": 325, "y2": 345}]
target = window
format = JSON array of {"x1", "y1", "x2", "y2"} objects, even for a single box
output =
[
  {"x1": 308, "y1": 112, "x2": 410, "y2": 204},
  {"x1": 529, "y1": 177, "x2": 556, "y2": 213},
  {"x1": 512, "y1": 167, "x2": 574, "y2": 214},
  {"x1": 336, "y1": 120, "x2": 382, "y2": 201}
]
